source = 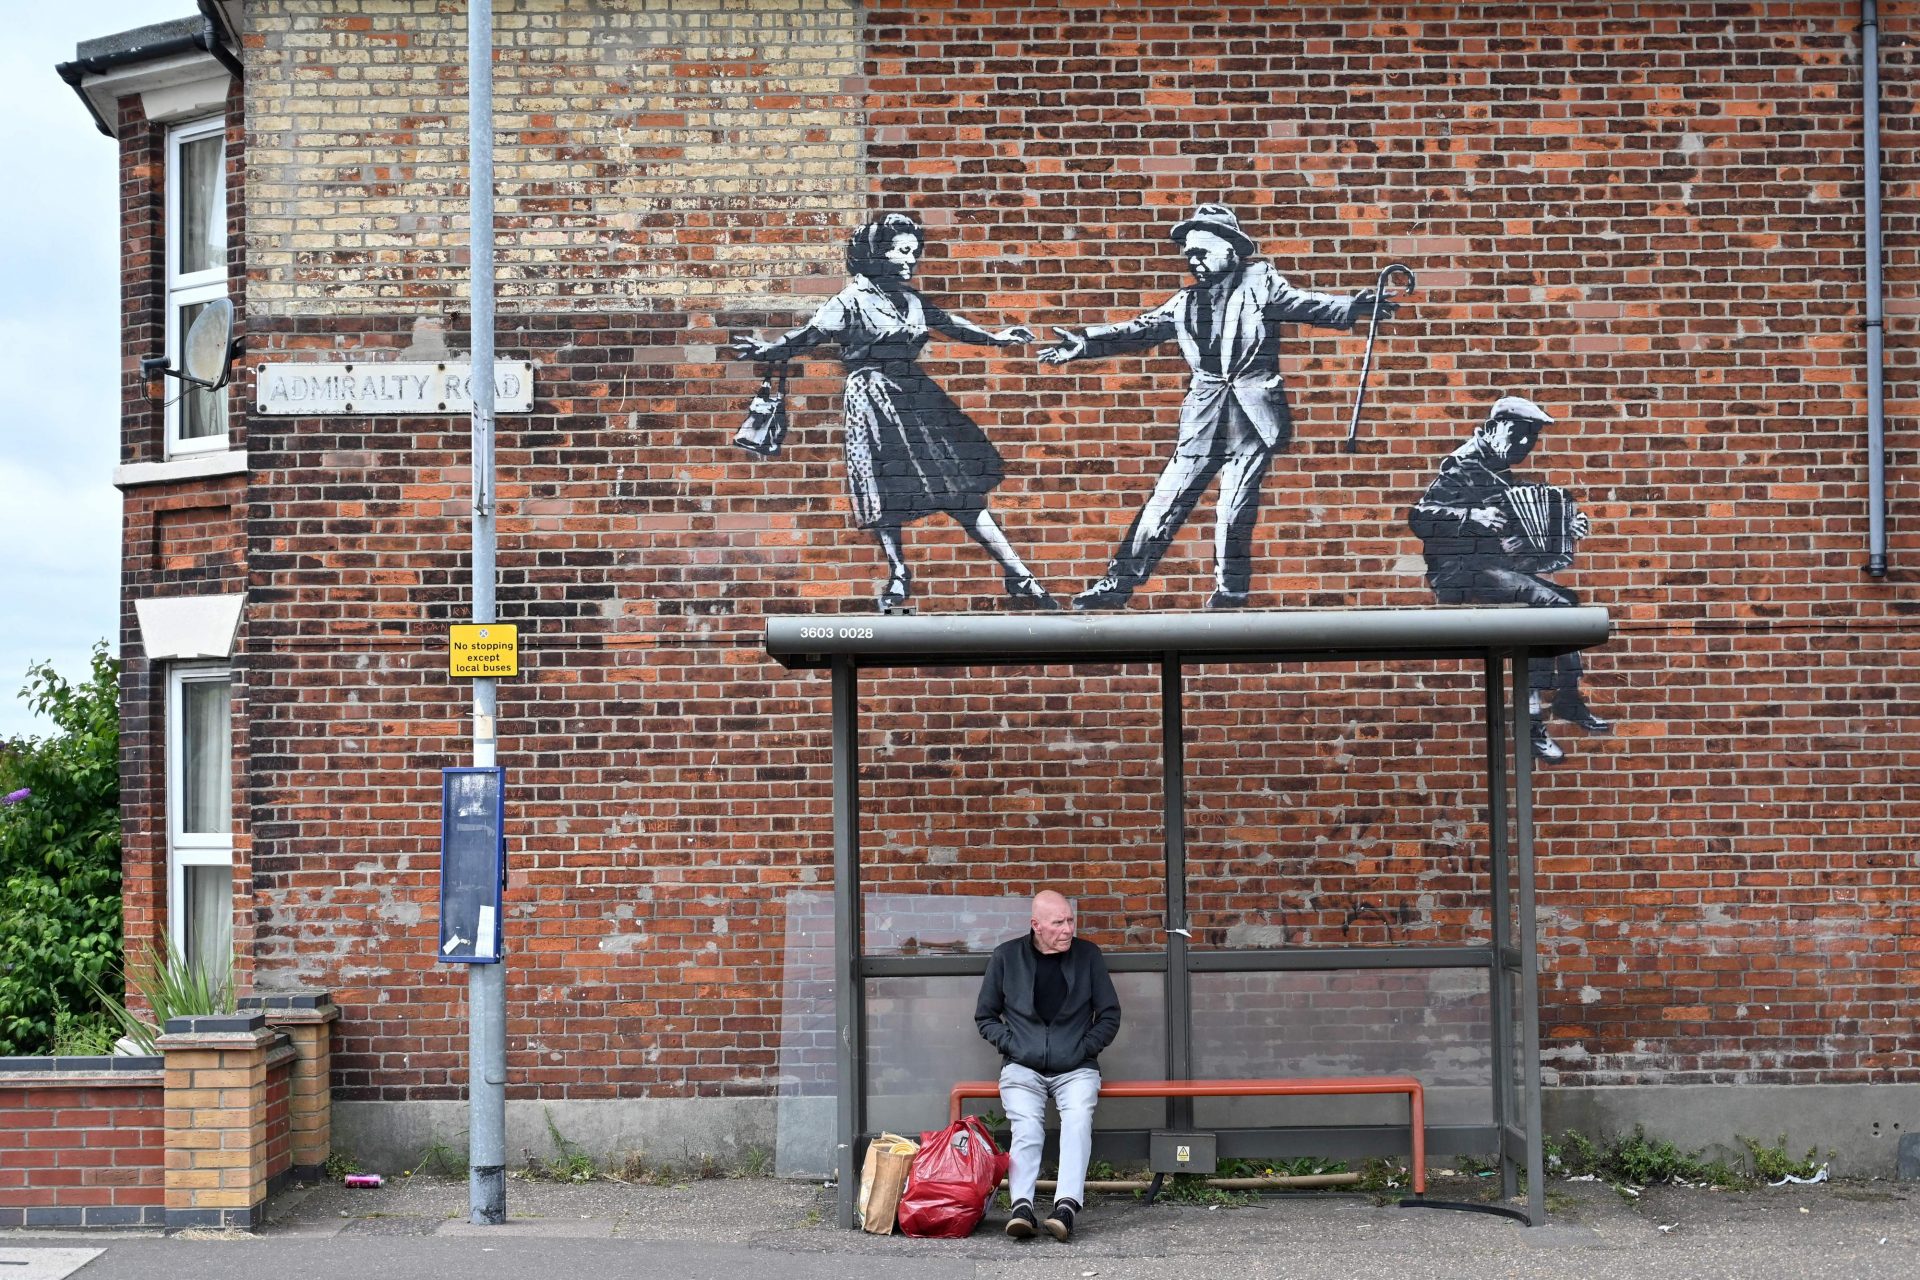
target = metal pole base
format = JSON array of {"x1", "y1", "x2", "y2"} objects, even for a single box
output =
[{"x1": 470, "y1": 1167, "x2": 505, "y2": 1225}]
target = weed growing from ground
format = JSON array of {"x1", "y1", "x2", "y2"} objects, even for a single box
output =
[
  {"x1": 1738, "y1": 1135, "x2": 1822, "y2": 1183},
  {"x1": 528, "y1": 1110, "x2": 597, "y2": 1183}
]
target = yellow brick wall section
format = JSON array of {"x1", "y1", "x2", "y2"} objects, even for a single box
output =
[
  {"x1": 162, "y1": 1040, "x2": 274, "y2": 1213},
  {"x1": 243, "y1": 0, "x2": 866, "y2": 316}
]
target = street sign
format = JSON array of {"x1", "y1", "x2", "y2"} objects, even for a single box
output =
[
  {"x1": 256, "y1": 360, "x2": 534, "y2": 415},
  {"x1": 450, "y1": 624, "x2": 518, "y2": 677}
]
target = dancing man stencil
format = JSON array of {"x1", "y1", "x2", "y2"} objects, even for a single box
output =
[
  {"x1": 1040, "y1": 204, "x2": 1397, "y2": 610},
  {"x1": 730, "y1": 213, "x2": 1058, "y2": 612}
]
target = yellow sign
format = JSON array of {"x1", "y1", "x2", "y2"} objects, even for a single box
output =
[{"x1": 450, "y1": 624, "x2": 519, "y2": 677}]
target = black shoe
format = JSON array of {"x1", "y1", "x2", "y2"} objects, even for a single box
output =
[
  {"x1": 1530, "y1": 721, "x2": 1565, "y2": 765},
  {"x1": 1551, "y1": 696, "x2": 1613, "y2": 735},
  {"x1": 1043, "y1": 1198, "x2": 1078, "y2": 1241},
  {"x1": 875, "y1": 571, "x2": 911, "y2": 612},
  {"x1": 1005, "y1": 1199, "x2": 1037, "y2": 1239},
  {"x1": 1072, "y1": 576, "x2": 1132, "y2": 611},
  {"x1": 1005, "y1": 573, "x2": 1062, "y2": 611},
  {"x1": 1204, "y1": 588, "x2": 1249, "y2": 610}
]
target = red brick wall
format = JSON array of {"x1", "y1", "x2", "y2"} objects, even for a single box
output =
[
  {"x1": 0, "y1": 1075, "x2": 165, "y2": 1229},
  {"x1": 264, "y1": 1055, "x2": 293, "y2": 1183},
  {"x1": 128, "y1": 0, "x2": 1920, "y2": 1106},
  {"x1": 116, "y1": 80, "x2": 254, "y2": 992}
]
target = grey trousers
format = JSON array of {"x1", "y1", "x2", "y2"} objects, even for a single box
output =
[
  {"x1": 999, "y1": 1063, "x2": 1100, "y2": 1208},
  {"x1": 1103, "y1": 397, "x2": 1272, "y2": 596}
]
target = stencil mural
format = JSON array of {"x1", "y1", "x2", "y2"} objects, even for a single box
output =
[
  {"x1": 726, "y1": 203, "x2": 1608, "y2": 750},
  {"x1": 1407, "y1": 396, "x2": 1615, "y2": 763},
  {"x1": 1039, "y1": 204, "x2": 1401, "y2": 610},
  {"x1": 729, "y1": 213, "x2": 1055, "y2": 612}
]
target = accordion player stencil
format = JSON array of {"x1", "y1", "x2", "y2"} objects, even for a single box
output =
[{"x1": 1407, "y1": 395, "x2": 1616, "y2": 765}]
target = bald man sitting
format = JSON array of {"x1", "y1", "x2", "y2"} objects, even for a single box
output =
[{"x1": 974, "y1": 890, "x2": 1122, "y2": 1242}]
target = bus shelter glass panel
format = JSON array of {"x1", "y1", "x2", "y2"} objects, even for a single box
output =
[
  {"x1": 1179, "y1": 661, "x2": 1496, "y2": 953},
  {"x1": 865, "y1": 971, "x2": 1166, "y2": 1137},
  {"x1": 862, "y1": 894, "x2": 1031, "y2": 959},
  {"x1": 1188, "y1": 968, "x2": 1492, "y2": 1128},
  {"x1": 1502, "y1": 967, "x2": 1528, "y2": 1133},
  {"x1": 862, "y1": 890, "x2": 1166, "y2": 960}
]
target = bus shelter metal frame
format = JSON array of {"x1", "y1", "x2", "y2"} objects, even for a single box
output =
[{"x1": 765, "y1": 606, "x2": 1612, "y2": 1229}]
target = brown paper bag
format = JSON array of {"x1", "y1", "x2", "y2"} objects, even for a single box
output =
[{"x1": 857, "y1": 1133, "x2": 918, "y2": 1234}]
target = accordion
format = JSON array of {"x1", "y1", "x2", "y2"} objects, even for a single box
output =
[{"x1": 1501, "y1": 484, "x2": 1580, "y2": 573}]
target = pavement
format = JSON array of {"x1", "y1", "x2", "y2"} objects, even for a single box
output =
[{"x1": 3, "y1": 1169, "x2": 1918, "y2": 1280}]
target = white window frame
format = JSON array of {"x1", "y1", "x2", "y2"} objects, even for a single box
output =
[
  {"x1": 166, "y1": 664, "x2": 233, "y2": 969},
  {"x1": 164, "y1": 115, "x2": 229, "y2": 459}
]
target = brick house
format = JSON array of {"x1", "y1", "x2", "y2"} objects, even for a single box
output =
[{"x1": 60, "y1": 0, "x2": 1918, "y2": 1178}]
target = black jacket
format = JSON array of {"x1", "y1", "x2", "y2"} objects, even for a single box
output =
[{"x1": 974, "y1": 934, "x2": 1122, "y2": 1075}]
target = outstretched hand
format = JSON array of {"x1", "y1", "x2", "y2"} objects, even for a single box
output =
[
  {"x1": 1353, "y1": 289, "x2": 1400, "y2": 323},
  {"x1": 1038, "y1": 326, "x2": 1087, "y2": 365},
  {"x1": 993, "y1": 326, "x2": 1037, "y2": 347},
  {"x1": 729, "y1": 334, "x2": 773, "y2": 362}
]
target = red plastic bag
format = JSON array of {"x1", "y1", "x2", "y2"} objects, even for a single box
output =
[{"x1": 897, "y1": 1115, "x2": 1009, "y2": 1238}]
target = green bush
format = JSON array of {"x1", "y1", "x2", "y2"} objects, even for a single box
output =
[{"x1": 0, "y1": 646, "x2": 122, "y2": 1056}]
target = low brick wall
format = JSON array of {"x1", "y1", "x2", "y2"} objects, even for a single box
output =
[
  {"x1": 0, "y1": 991, "x2": 337, "y2": 1232},
  {"x1": 0, "y1": 1057, "x2": 166, "y2": 1229}
]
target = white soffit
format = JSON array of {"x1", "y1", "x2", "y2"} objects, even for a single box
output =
[
  {"x1": 135, "y1": 593, "x2": 244, "y2": 661},
  {"x1": 80, "y1": 50, "x2": 230, "y2": 134}
]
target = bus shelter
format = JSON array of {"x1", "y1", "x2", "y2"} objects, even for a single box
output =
[{"x1": 765, "y1": 606, "x2": 1612, "y2": 1228}]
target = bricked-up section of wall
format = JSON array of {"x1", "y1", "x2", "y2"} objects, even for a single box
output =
[
  {"x1": 241, "y1": 0, "x2": 865, "y2": 316},
  {"x1": 0, "y1": 1071, "x2": 166, "y2": 1230},
  {"x1": 224, "y1": 0, "x2": 1920, "y2": 1109}
]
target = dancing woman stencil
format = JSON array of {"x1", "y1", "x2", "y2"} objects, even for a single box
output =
[{"x1": 729, "y1": 213, "x2": 1058, "y2": 612}]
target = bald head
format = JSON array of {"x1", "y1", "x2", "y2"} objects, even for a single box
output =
[{"x1": 1030, "y1": 890, "x2": 1076, "y2": 955}]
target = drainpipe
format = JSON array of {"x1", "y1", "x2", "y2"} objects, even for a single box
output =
[{"x1": 1864, "y1": 0, "x2": 1888, "y2": 578}]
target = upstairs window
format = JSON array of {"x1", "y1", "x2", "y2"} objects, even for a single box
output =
[{"x1": 166, "y1": 117, "x2": 227, "y2": 456}]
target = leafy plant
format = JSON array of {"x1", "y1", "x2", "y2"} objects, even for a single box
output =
[
  {"x1": 534, "y1": 1110, "x2": 598, "y2": 1182},
  {"x1": 1544, "y1": 1127, "x2": 1743, "y2": 1190},
  {"x1": 1739, "y1": 1135, "x2": 1822, "y2": 1183},
  {"x1": 408, "y1": 1138, "x2": 462, "y2": 1178},
  {"x1": 0, "y1": 647, "x2": 122, "y2": 1055},
  {"x1": 737, "y1": 1145, "x2": 773, "y2": 1178},
  {"x1": 1154, "y1": 1173, "x2": 1253, "y2": 1206},
  {"x1": 88, "y1": 934, "x2": 236, "y2": 1055},
  {"x1": 49, "y1": 1002, "x2": 119, "y2": 1055},
  {"x1": 1353, "y1": 1157, "x2": 1408, "y2": 1199},
  {"x1": 324, "y1": 1151, "x2": 363, "y2": 1180}
]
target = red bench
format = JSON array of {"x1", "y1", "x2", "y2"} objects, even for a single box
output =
[{"x1": 948, "y1": 1075, "x2": 1427, "y2": 1196}]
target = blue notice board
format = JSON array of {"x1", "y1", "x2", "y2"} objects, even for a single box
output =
[{"x1": 439, "y1": 767, "x2": 505, "y2": 963}]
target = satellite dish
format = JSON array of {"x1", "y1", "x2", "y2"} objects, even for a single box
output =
[
  {"x1": 182, "y1": 299, "x2": 236, "y2": 388},
  {"x1": 140, "y1": 297, "x2": 238, "y2": 390}
]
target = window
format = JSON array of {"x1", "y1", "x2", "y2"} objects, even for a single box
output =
[
  {"x1": 167, "y1": 666, "x2": 232, "y2": 989},
  {"x1": 166, "y1": 117, "x2": 227, "y2": 456}
]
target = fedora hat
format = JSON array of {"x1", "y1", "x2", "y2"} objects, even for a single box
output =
[{"x1": 1170, "y1": 203, "x2": 1256, "y2": 256}]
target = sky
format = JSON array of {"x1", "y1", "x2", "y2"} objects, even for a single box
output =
[{"x1": 0, "y1": 3, "x2": 190, "y2": 739}]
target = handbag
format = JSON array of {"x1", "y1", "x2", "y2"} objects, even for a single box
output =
[{"x1": 733, "y1": 362, "x2": 789, "y2": 457}]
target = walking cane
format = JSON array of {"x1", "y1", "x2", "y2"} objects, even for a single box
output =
[{"x1": 1343, "y1": 262, "x2": 1417, "y2": 453}]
